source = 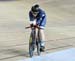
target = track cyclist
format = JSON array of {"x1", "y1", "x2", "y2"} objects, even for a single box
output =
[{"x1": 29, "y1": 4, "x2": 47, "y2": 52}]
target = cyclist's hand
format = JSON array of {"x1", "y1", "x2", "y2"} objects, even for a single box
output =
[
  {"x1": 30, "y1": 24, "x2": 39, "y2": 28},
  {"x1": 30, "y1": 24, "x2": 34, "y2": 27}
]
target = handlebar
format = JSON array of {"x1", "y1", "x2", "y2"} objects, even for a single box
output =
[{"x1": 25, "y1": 26, "x2": 40, "y2": 29}]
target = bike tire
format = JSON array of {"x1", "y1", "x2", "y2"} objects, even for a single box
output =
[
  {"x1": 36, "y1": 41, "x2": 41, "y2": 56},
  {"x1": 29, "y1": 36, "x2": 34, "y2": 57},
  {"x1": 29, "y1": 43, "x2": 34, "y2": 57}
]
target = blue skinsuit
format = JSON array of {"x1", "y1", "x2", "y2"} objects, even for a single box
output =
[{"x1": 29, "y1": 9, "x2": 46, "y2": 29}]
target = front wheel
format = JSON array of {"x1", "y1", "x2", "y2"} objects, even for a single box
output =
[
  {"x1": 36, "y1": 41, "x2": 41, "y2": 56},
  {"x1": 29, "y1": 43, "x2": 34, "y2": 57}
]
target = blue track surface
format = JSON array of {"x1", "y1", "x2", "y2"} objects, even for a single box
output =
[{"x1": 20, "y1": 48, "x2": 75, "y2": 61}]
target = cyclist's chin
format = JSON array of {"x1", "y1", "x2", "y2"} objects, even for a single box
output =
[{"x1": 33, "y1": 14, "x2": 37, "y2": 17}]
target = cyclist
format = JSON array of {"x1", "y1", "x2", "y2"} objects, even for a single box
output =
[{"x1": 29, "y1": 4, "x2": 46, "y2": 52}]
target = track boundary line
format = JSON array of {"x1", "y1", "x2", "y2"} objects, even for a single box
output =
[{"x1": 0, "y1": 45, "x2": 72, "y2": 60}]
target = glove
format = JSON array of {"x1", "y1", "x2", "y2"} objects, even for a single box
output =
[
  {"x1": 30, "y1": 24, "x2": 39, "y2": 28},
  {"x1": 30, "y1": 24, "x2": 34, "y2": 27}
]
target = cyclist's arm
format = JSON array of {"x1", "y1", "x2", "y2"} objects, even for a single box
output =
[{"x1": 29, "y1": 11, "x2": 36, "y2": 27}]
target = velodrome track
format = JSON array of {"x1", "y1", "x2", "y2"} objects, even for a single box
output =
[{"x1": 0, "y1": 0, "x2": 75, "y2": 61}]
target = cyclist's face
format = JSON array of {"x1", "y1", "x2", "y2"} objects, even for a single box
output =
[{"x1": 32, "y1": 11, "x2": 39, "y2": 17}]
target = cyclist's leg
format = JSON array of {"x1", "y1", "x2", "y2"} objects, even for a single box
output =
[
  {"x1": 37, "y1": 15, "x2": 46, "y2": 52},
  {"x1": 38, "y1": 27, "x2": 45, "y2": 52}
]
